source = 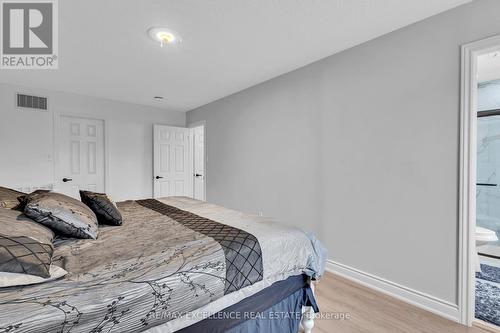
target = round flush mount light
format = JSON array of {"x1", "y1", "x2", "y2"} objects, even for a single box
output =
[{"x1": 148, "y1": 27, "x2": 182, "y2": 47}]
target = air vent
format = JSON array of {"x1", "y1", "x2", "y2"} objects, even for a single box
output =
[{"x1": 16, "y1": 93, "x2": 48, "y2": 110}]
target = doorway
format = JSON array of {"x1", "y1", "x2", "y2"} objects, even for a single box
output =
[
  {"x1": 191, "y1": 123, "x2": 206, "y2": 201},
  {"x1": 153, "y1": 123, "x2": 206, "y2": 200},
  {"x1": 460, "y1": 35, "x2": 500, "y2": 330},
  {"x1": 477, "y1": 110, "x2": 500, "y2": 261},
  {"x1": 56, "y1": 115, "x2": 105, "y2": 198}
]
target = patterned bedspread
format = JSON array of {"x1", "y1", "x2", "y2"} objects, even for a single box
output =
[{"x1": 0, "y1": 197, "x2": 323, "y2": 333}]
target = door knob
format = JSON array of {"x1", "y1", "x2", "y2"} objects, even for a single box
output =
[
  {"x1": 62, "y1": 178, "x2": 73, "y2": 182},
  {"x1": 155, "y1": 176, "x2": 164, "y2": 179},
  {"x1": 194, "y1": 174, "x2": 203, "y2": 178}
]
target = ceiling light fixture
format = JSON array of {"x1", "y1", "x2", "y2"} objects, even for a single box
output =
[
  {"x1": 154, "y1": 96, "x2": 164, "y2": 101},
  {"x1": 148, "y1": 27, "x2": 182, "y2": 47}
]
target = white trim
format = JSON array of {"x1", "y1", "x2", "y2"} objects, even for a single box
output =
[
  {"x1": 187, "y1": 120, "x2": 207, "y2": 201},
  {"x1": 325, "y1": 259, "x2": 460, "y2": 322},
  {"x1": 187, "y1": 120, "x2": 206, "y2": 128},
  {"x1": 14, "y1": 184, "x2": 54, "y2": 193},
  {"x1": 459, "y1": 34, "x2": 500, "y2": 326}
]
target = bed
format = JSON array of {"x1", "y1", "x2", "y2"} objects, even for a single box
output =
[{"x1": 0, "y1": 195, "x2": 325, "y2": 333}]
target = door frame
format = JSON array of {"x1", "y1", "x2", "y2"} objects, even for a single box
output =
[
  {"x1": 459, "y1": 33, "x2": 500, "y2": 326},
  {"x1": 188, "y1": 120, "x2": 207, "y2": 201},
  {"x1": 53, "y1": 113, "x2": 109, "y2": 194}
]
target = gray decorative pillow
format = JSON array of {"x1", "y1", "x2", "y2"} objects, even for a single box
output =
[
  {"x1": 0, "y1": 234, "x2": 53, "y2": 278},
  {"x1": 24, "y1": 192, "x2": 98, "y2": 239},
  {"x1": 0, "y1": 265, "x2": 67, "y2": 287},
  {"x1": 0, "y1": 208, "x2": 55, "y2": 278},
  {"x1": 0, "y1": 208, "x2": 54, "y2": 244},
  {"x1": 0, "y1": 186, "x2": 26, "y2": 210}
]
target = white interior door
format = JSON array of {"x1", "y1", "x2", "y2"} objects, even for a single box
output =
[
  {"x1": 153, "y1": 125, "x2": 192, "y2": 198},
  {"x1": 57, "y1": 116, "x2": 105, "y2": 198},
  {"x1": 192, "y1": 125, "x2": 206, "y2": 201}
]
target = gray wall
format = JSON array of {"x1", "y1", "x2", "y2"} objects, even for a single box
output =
[
  {"x1": 0, "y1": 83, "x2": 185, "y2": 201},
  {"x1": 188, "y1": 0, "x2": 500, "y2": 305}
]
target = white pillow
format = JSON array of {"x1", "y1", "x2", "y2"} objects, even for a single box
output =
[{"x1": 0, "y1": 265, "x2": 67, "y2": 287}]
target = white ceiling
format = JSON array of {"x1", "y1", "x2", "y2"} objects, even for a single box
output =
[
  {"x1": 478, "y1": 50, "x2": 500, "y2": 83},
  {"x1": 0, "y1": 0, "x2": 471, "y2": 112}
]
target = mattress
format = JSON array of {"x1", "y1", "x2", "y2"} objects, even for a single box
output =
[{"x1": 0, "y1": 197, "x2": 324, "y2": 333}]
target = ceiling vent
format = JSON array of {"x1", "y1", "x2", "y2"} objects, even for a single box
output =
[{"x1": 16, "y1": 93, "x2": 48, "y2": 111}]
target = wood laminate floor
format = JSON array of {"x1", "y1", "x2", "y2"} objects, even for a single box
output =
[{"x1": 313, "y1": 272, "x2": 491, "y2": 333}]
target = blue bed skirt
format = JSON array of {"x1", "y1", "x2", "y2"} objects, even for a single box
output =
[{"x1": 179, "y1": 275, "x2": 319, "y2": 333}]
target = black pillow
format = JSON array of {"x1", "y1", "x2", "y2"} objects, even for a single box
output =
[{"x1": 79, "y1": 191, "x2": 122, "y2": 226}]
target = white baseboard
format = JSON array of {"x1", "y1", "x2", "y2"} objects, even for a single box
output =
[{"x1": 325, "y1": 259, "x2": 460, "y2": 323}]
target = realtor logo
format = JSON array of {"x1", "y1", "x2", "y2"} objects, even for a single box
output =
[{"x1": 1, "y1": 0, "x2": 58, "y2": 69}]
